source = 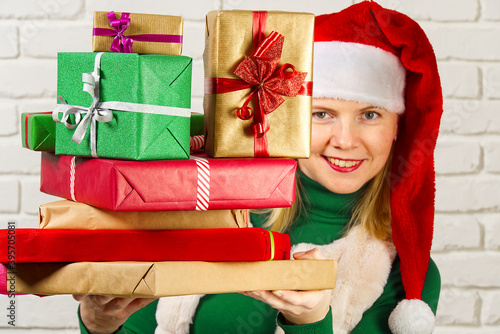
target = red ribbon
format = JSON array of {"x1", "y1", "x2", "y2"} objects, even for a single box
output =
[
  {"x1": 93, "y1": 11, "x2": 183, "y2": 53},
  {"x1": 207, "y1": 11, "x2": 312, "y2": 157}
]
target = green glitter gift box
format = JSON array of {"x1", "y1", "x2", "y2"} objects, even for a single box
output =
[
  {"x1": 21, "y1": 112, "x2": 55, "y2": 152},
  {"x1": 54, "y1": 52, "x2": 192, "y2": 160}
]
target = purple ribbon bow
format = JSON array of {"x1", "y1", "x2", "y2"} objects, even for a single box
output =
[
  {"x1": 106, "y1": 11, "x2": 133, "y2": 52},
  {"x1": 93, "y1": 11, "x2": 183, "y2": 53}
]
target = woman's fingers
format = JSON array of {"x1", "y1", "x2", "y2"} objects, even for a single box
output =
[
  {"x1": 245, "y1": 289, "x2": 330, "y2": 321},
  {"x1": 248, "y1": 290, "x2": 288, "y2": 310},
  {"x1": 72, "y1": 294, "x2": 85, "y2": 302},
  {"x1": 293, "y1": 247, "x2": 323, "y2": 260},
  {"x1": 77, "y1": 295, "x2": 157, "y2": 333},
  {"x1": 244, "y1": 289, "x2": 326, "y2": 309},
  {"x1": 85, "y1": 295, "x2": 157, "y2": 312},
  {"x1": 272, "y1": 289, "x2": 327, "y2": 309},
  {"x1": 124, "y1": 298, "x2": 158, "y2": 313}
]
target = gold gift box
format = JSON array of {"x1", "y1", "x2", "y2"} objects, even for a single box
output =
[
  {"x1": 93, "y1": 11, "x2": 183, "y2": 55},
  {"x1": 39, "y1": 200, "x2": 248, "y2": 230},
  {"x1": 12, "y1": 260, "x2": 336, "y2": 297},
  {"x1": 203, "y1": 10, "x2": 314, "y2": 158}
]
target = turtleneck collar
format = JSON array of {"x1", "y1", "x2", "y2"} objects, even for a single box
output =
[{"x1": 297, "y1": 168, "x2": 365, "y2": 221}]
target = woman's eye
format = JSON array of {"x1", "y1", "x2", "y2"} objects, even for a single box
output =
[
  {"x1": 313, "y1": 112, "x2": 329, "y2": 119},
  {"x1": 364, "y1": 111, "x2": 379, "y2": 120}
]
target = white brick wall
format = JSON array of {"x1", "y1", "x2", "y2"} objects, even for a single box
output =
[{"x1": 0, "y1": 0, "x2": 498, "y2": 332}]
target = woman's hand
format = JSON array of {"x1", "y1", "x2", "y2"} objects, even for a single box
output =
[
  {"x1": 241, "y1": 248, "x2": 332, "y2": 325},
  {"x1": 73, "y1": 294, "x2": 157, "y2": 334}
]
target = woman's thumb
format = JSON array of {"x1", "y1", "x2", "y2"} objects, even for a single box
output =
[{"x1": 292, "y1": 247, "x2": 322, "y2": 260}]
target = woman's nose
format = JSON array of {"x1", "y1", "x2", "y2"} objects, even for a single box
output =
[{"x1": 329, "y1": 120, "x2": 360, "y2": 150}]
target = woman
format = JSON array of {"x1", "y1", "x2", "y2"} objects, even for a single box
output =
[{"x1": 75, "y1": 2, "x2": 443, "y2": 333}]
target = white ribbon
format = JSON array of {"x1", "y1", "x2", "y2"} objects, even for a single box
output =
[
  {"x1": 53, "y1": 52, "x2": 190, "y2": 158},
  {"x1": 191, "y1": 155, "x2": 210, "y2": 211}
]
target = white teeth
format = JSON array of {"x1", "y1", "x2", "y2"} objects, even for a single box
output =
[{"x1": 327, "y1": 157, "x2": 360, "y2": 168}]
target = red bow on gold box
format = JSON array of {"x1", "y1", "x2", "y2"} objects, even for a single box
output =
[{"x1": 204, "y1": 10, "x2": 314, "y2": 158}]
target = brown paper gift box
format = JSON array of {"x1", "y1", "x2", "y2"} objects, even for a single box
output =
[
  {"x1": 93, "y1": 11, "x2": 183, "y2": 55},
  {"x1": 11, "y1": 260, "x2": 336, "y2": 297},
  {"x1": 203, "y1": 10, "x2": 314, "y2": 158},
  {"x1": 39, "y1": 200, "x2": 248, "y2": 230}
]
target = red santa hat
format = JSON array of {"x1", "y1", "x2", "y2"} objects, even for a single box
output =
[{"x1": 314, "y1": 2, "x2": 443, "y2": 333}]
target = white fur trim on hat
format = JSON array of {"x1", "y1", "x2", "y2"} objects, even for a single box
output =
[
  {"x1": 388, "y1": 298, "x2": 435, "y2": 334},
  {"x1": 313, "y1": 41, "x2": 406, "y2": 114}
]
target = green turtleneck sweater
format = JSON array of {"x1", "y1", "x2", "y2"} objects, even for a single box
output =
[{"x1": 79, "y1": 171, "x2": 440, "y2": 334}]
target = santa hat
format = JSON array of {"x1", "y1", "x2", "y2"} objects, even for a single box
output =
[{"x1": 314, "y1": 2, "x2": 443, "y2": 334}]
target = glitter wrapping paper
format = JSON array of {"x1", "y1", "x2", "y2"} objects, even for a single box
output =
[
  {"x1": 2, "y1": 260, "x2": 336, "y2": 297},
  {"x1": 93, "y1": 11, "x2": 183, "y2": 55},
  {"x1": 40, "y1": 152, "x2": 297, "y2": 211},
  {"x1": 203, "y1": 10, "x2": 314, "y2": 158},
  {"x1": 38, "y1": 200, "x2": 248, "y2": 230},
  {"x1": 21, "y1": 112, "x2": 55, "y2": 151},
  {"x1": 0, "y1": 228, "x2": 290, "y2": 263},
  {"x1": 55, "y1": 52, "x2": 192, "y2": 161}
]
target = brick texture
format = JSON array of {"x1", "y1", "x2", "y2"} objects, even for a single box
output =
[
  {"x1": 0, "y1": 103, "x2": 18, "y2": 136},
  {"x1": 438, "y1": 62, "x2": 479, "y2": 98},
  {"x1": 432, "y1": 214, "x2": 481, "y2": 251},
  {"x1": 436, "y1": 288, "x2": 478, "y2": 325},
  {"x1": 0, "y1": 25, "x2": 19, "y2": 58},
  {"x1": 435, "y1": 140, "x2": 481, "y2": 174},
  {"x1": 20, "y1": 23, "x2": 91, "y2": 58},
  {"x1": 482, "y1": 0, "x2": 500, "y2": 21},
  {"x1": 484, "y1": 64, "x2": 500, "y2": 99},
  {"x1": 434, "y1": 252, "x2": 500, "y2": 287},
  {"x1": 0, "y1": 0, "x2": 82, "y2": 19},
  {"x1": 440, "y1": 100, "x2": 500, "y2": 135},
  {"x1": 436, "y1": 177, "x2": 500, "y2": 212},
  {"x1": 372, "y1": 0, "x2": 479, "y2": 21}
]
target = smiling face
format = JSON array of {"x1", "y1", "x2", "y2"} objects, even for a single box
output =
[{"x1": 298, "y1": 98, "x2": 399, "y2": 194}]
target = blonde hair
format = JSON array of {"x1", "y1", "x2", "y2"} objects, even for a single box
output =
[{"x1": 260, "y1": 153, "x2": 393, "y2": 240}]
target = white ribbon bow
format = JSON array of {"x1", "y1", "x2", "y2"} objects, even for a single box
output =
[{"x1": 53, "y1": 52, "x2": 190, "y2": 158}]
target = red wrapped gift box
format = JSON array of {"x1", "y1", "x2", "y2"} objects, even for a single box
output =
[
  {"x1": 40, "y1": 152, "x2": 297, "y2": 211},
  {"x1": 0, "y1": 228, "x2": 290, "y2": 263}
]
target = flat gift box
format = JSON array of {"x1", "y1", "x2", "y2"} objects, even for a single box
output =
[
  {"x1": 39, "y1": 200, "x2": 247, "y2": 230},
  {"x1": 93, "y1": 11, "x2": 183, "y2": 55},
  {"x1": 40, "y1": 152, "x2": 297, "y2": 211},
  {"x1": 203, "y1": 10, "x2": 314, "y2": 158},
  {"x1": 21, "y1": 112, "x2": 55, "y2": 151},
  {"x1": 2, "y1": 260, "x2": 336, "y2": 297},
  {"x1": 54, "y1": 52, "x2": 192, "y2": 160},
  {"x1": 0, "y1": 228, "x2": 289, "y2": 263},
  {"x1": 20, "y1": 112, "x2": 202, "y2": 154}
]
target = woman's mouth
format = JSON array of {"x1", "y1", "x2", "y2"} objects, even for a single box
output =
[{"x1": 324, "y1": 156, "x2": 363, "y2": 172}]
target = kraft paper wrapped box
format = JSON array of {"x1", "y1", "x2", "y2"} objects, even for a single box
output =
[
  {"x1": 39, "y1": 200, "x2": 248, "y2": 230},
  {"x1": 21, "y1": 112, "x2": 55, "y2": 152},
  {"x1": 93, "y1": 11, "x2": 183, "y2": 55},
  {"x1": 3, "y1": 260, "x2": 337, "y2": 297},
  {"x1": 54, "y1": 52, "x2": 192, "y2": 160},
  {"x1": 40, "y1": 152, "x2": 297, "y2": 211},
  {"x1": 203, "y1": 10, "x2": 314, "y2": 158},
  {"x1": 0, "y1": 228, "x2": 290, "y2": 263}
]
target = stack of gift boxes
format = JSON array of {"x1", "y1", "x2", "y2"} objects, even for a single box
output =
[{"x1": 2, "y1": 10, "x2": 336, "y2": 297}]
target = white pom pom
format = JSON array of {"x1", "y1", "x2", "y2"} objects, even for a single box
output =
[{"x1": 388, "y1": 299, "x2": 435, "y2": 334}]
